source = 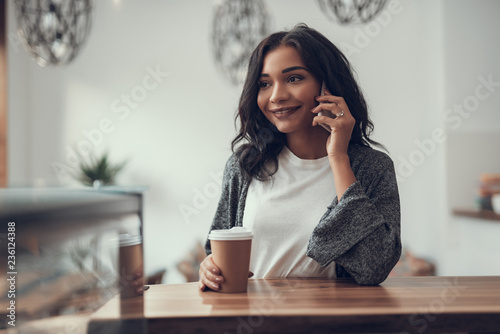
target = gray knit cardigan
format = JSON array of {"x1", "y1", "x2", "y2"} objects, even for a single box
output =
[{"x1": 205, "y1": 143, "x2": 401, "y2": 285}]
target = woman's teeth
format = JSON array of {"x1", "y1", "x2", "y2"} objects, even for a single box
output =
[{"x1": 272, "y1": 107, "x2": 299, "y2": 114}]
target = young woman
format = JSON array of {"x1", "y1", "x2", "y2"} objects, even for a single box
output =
[{"x1": 199, "y1": 24, "x2": 401, "y2": 289}]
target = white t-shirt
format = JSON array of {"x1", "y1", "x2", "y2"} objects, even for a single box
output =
[{"x1": 243, "y1": 146, "x2": 337, "y2": 278}]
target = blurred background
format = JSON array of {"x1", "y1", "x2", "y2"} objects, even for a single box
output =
[{"x1": 3, "y1": 0, "x2": 500, "y2": 288}]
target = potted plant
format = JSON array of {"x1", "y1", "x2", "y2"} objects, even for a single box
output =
[{"x1": 74, "y1": 152, "x2": 126, "y2": 187}]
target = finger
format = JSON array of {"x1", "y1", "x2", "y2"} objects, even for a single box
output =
[
  {"x1": 200, "y1": 270, "x2": 220, "y2": 291},
  {"x1": 200, "y1": 265, "x2": 224, "y2": 285},
  {"x1": 135, "y1": 285, "x2": 149, "y2": 296},
  {"x1": 133, "y1": 270, "x2": 143, "y2": 279},
  {"x1": 315, "y1": 96, "x2": 350, "y2": 114},
  {"x1": 200, "y1": 267, "x2": 221, "y2": 290},
  {"x1": 315, "y1": 94, "x2": 342, "y2": 103},
  {"x1": 312, "y1": 115, "x2": 336, "y2": 127},
  {"x1": 314, "y1": 98, "x2": 338, "y2": 107},
  {"x1": 198, "y1": 267, "x2": 208, "y2": 291},
  {"x1": 131, "y1": 274, "x2": 144, "y2": 288},
  {"x1": 202, "y1": 255, "x2": 221, "y2": 276},
  {"x1": 311, "y1": 101, "x2": 342, "y2": 115},
  {"x1": 204, "y1": 256, "x2": 224, "y2": 282}
]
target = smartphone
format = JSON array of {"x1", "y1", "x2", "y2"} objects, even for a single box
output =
[{"x1": 317, "y1": 81, "x2": 336, "y2": 132}]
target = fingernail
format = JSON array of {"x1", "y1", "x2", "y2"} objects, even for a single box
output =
[
  {"x1": 212, "y1": 268, "x2": 217, "y2": 273},
  {"x1": 215, "y1": 276, "x2": 222, "y2": 282},
  {"x1": 212, "y1": 283, "x2": 219, "y2": 290}
]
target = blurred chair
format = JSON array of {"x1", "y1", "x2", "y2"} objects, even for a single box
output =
[
  {"x1": 146, "y1": 269, "x2": 167, "y2": 285},
  {"x1": 176, "y1": 241, "x2": 206, "y2": 282},
  {"x1": 389, "y1": 248, "x2": 436, "y2": 277}
]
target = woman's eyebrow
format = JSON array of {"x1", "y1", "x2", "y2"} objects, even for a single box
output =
[
  {"x1": 260, "y1": 66, "x2": 309, "y2": 77},
  {"x1": 282, "y1": 66, "x2": 309, "y2": 73}
]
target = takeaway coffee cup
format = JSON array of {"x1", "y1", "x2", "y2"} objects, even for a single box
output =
[
  {"x1": 118, "y1": 234, "x2": 144, "y2": 299},
  {"x1": 208, "y1": 227, "x2": 253, "y2": 293}
]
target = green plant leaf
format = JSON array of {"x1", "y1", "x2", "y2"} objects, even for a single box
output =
[{"x1": 72, "y1": 151, "x2": 126, "y2": 186}]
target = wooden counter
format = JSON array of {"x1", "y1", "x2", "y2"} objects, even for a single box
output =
[
  {"x1": 89, "y1": 276, "x2": 500, "y2": 333},
  {"x1": 0, "y1": 187, "x2": 145, "y2": 329},
  {"x1": 453, "y1": 207, "x2": 500, "y2": 222}
]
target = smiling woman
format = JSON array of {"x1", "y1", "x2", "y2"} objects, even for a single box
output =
[{"x1": 199, "y1": 23, "x2": 401, "y2": 290}]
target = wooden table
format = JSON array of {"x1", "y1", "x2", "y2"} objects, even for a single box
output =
[{"x1": 89, "y1": 276, "x2": 500, "y2": 334}]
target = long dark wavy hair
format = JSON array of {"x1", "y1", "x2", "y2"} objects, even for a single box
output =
[{"x1": 232, "y1": 23, "x2": 382, "y2": 181}]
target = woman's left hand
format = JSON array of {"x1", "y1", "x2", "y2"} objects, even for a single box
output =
[{"x1": 311, "y1": 91, "x2": 355, "y2": 158}]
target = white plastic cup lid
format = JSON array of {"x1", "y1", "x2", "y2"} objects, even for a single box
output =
[
  {"x1": 208, "y1": 226, "x2": 253, "y2": 241},
  {"x1": 118, "y1": 234, "x2": 142, "y2": 247}
]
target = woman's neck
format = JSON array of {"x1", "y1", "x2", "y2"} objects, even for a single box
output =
[{"x1": 285, "y1": 127, "x2": 330, "y2": 160}]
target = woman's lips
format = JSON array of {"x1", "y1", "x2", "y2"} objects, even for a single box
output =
[{"x1": 269, "y1": 106, "x2": 300, "y2": 117}]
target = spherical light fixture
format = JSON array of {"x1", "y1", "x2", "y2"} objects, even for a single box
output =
[
  {"x1": 14, "y1": 0, "x2": 93, "y2": 67},
  {"x1": 317, "y1": 0, "x2": 388, "y2": 25},
  {"x1": 212, "y1": 0, "x2": 272, "y2": 85}
]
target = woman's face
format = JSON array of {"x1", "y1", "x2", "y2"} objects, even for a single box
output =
[{"x1": 257, "y1": 46, "x2": 322, "y2": 135}]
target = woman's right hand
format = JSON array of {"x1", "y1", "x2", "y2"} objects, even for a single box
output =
[{"x1": 198, "y1": 254, "x2": 224, "y2": 291}]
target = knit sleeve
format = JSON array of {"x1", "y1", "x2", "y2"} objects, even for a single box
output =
[
  {"x1": 306, "y1": 146, "x2": 401, "y2": 285},
  {"x1": 204, "y1": 153, "x2": 245, "y2": 255}
]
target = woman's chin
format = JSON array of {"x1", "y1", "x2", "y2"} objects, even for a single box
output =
[
  {"x1": 275, "y1": 125, "x2": 294, "y2": 134},
  {"x1": 275, "y1": 123, "x2": 316, "y2": 135}
]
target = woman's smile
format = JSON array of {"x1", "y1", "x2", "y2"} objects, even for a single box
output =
[{"x1": 269, "y1": 105, "x2": 301, "y2": 117}]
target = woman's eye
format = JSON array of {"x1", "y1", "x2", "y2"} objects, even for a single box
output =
[
  {"x1": 288, "y1": 75, "x2": 303, "y2": 83},
  {"x1": 258, "y1": 81, "x2": 269, "y2": 89}
]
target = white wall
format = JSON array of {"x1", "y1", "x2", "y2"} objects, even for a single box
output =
[
  {"x1": 441, "y1": 0, "x2": 500, "y2": 276},
  {"x1": 7, "y1": 0, "x2": 31, "y2": 186},
  {"x1": 6, "y1": 0, "x2": 499, "y2": 282}
]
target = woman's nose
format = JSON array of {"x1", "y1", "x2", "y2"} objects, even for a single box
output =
[{"x1": 270, "y1": 84, "x2": 289, "y2": 104}]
